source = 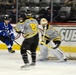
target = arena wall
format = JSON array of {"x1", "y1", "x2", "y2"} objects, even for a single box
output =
[{"x1": 0, "y1": 24, "x2": 76, "y2": 53}]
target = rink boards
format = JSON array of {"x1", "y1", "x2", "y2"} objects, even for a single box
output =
[{"x1": 0, "y1": 24, "x2": 76, "y2": 53}]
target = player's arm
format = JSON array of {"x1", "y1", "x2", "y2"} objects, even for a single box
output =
[
  {"x1": 52, "y1": 27, "x2": 61, "y2": 49},
  {"x1": 8, "y1": 26, "x2": 15, "y2": 40},
  {"x1": 52, "y1": 36, "x2": 61, "y2": 49},
  {"x1": 0, "y1": 23, "x2": 8, "y2": 36},
  {"x1": 14, "y1": 27, "x2": 21, "y2": 34},
  {"x1": 14, "y1": 23, "x2": 22, "y2": 34},
  {"x1": 44, "y1": 29, "x2": 61, "y2": 49},
  {"x1": 41, "y1": 35, "x2": 61, "y2": 49}
]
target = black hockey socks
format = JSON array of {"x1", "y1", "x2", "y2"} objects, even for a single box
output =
[
  {"x1": 22, "y1": 53, "x2": 29, "y2": 64},
  {"x1": 31, "y1": 52, "x2": 36, "y2": 63}
]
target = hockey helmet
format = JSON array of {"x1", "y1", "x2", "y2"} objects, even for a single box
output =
[
  {"x1": 18, "y1": 14, "x2": 26, "y2": 22},
  {"x1": 4, "y1": 14, "x2": 10, "y2": 20},
  {"x1": 40, "y1": 18, "x2": 48, "y2": 25}
]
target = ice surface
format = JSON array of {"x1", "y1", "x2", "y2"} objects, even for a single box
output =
[{"x1": 0, "y1": 50, "x2": 76, "y2": 75}]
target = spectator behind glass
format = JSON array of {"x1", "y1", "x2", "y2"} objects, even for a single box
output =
[
  {"x1": 45, "y1": 7, "x2": 51, "y2": 22},
  {"x1": 8, "y1": 0, "x2": 16, "y2": 5},
  {"x1": 64, "y1": 0, "x2": 73, "y2": 6},
  {"x1": 38, "y1": 8, "x2": 51, "y2": 23},
  {"x1": 1, "y1": 0, "x2": 16, "y2": 5},
  {"x1": 0, "y1": 0, "x2": 16, "y2": 9},
  {"x1": 38, "y1": 8, "x2": 47, "y2": 23},
  {"x1": 9, "y1": 5, "x2": 16, "y2": 23}
]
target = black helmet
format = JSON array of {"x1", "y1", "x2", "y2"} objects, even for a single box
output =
[
  {"x1": 4, "y1": 15, "x2": 10, "y2": 20},
  {"x1": 18, "y1": 14, "x2": 26, "y2": 22},
  {"x1": 18, "y1": 14, "x2": 26, "y2": 18}
]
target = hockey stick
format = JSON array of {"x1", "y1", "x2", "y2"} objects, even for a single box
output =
[
  {"x1": 14, "y1": 40, "x2": 31, "y2": 55},
  {"x1": 8, "y1": 36, "x2": 31, "y2": 55},
  {"x1": 13, "y1": 40, "x2": 21, "y2": 46},
  {"x1": 40, "y1": 41, "x2": 65, "y2": 55},
  {"x1": 40, "y1": 41, "x2": 53, "y2": 49},
  {"x1": 39, "y1": 25, "x2": 53, "y2": 49},
  {"x1": 13, "y1": 40, "x2": 31, "y2": 55}
]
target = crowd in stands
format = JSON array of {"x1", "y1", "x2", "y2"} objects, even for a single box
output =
[{"x1": 0, "y1": 0, "x2": 76, "y2": 23}]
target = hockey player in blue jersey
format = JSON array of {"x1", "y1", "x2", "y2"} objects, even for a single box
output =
[{"x1": 0, "y1": 15, "x2": 15, "y2": 53}]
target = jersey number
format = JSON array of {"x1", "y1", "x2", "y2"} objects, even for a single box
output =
[{"x1": 30, "y1": 23, "x2": 37, "y2": 31}]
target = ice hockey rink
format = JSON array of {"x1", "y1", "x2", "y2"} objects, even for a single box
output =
[{"x1": 0, "y1": 50, "x2": 76, "y2": 75}]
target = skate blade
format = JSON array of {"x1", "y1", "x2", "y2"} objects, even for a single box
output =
[
  {"x1": 20, "y1": 65, "x2": 36, "y2": 70},
  {"x1": 57, "y1": 60, "x2": 67, "y2": 63},
  {"x1": 20, "y1": 65, "x2": 31, "y2": 70}
]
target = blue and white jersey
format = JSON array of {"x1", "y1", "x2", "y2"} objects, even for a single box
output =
[{"x1": 0, "y1": 22, "x2": 14, "y2": 37}]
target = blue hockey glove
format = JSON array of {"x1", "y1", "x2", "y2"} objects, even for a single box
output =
[{"x1": 11, "y1": 35, "x2": 15, "y2": 41}]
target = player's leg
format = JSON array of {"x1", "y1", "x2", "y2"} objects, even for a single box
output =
[
  {"x1": 48, "y1": 41, "x2": 67, "y2": 61},
  {"x1": 5, "y1": 38, "x2": 15, "y2": 53},
  {"x1": 0, "y1": 36, "x2": 15, "y2": 53},
  {"x1": 38, "y1": 44, "x2": 48, "y2": 61},
  {"x1": 21, "y1": 39, "x2": 30, "y2": 64},
  {"x1": 20, "y1": 39, "x2": 32, "y2": 68},
  {"x1": 30, "y1": 34, "x2": 39, "y2": 65},
  {"x1": 21, "y1": 34, "x2": 39, "y2": 68}
]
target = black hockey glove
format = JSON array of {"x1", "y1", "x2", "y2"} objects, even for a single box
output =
[
  {"x1": 41, "y1": 40, "x2": 50, "y2": 45},
  {"x1": 53, "y1": 40, "x2": 61, "y2": 49}
]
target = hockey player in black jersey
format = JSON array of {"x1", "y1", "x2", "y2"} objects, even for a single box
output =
[{"x1": 15, "y1": 14, "x2": 39, "y2": 68}]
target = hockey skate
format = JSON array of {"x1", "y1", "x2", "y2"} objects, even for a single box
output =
[
  {"x1": 37, "y1": 58, "x2": 47, "y2": 61},
  {"x1": 21, "y1": 63, "x2": 30, "y2": 69},
  {"x1": 30, "y1": 62, "x2": 36, "y2": 66},
  {"x1": 60, "y1": 58, "x2": 67, "y2": 62},
  {"x1": 8, "y1": 50, "x2": 15, "y2": 53},
  {"x1": 37, "y1": 54, "x2": 47, "y2": 61}
]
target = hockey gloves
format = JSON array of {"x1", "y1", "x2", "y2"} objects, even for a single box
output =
[
  {"x1": 10, "y1": 34, "x2": 15, "y2": 41},
  {"x1": 53, "y1": 40, "x2": 61, "y2": 49}
]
